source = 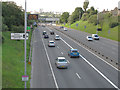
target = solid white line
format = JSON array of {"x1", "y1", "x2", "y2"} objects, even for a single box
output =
[
  {"x1": 60, "y1": 37, "x2": 119, "y2": 89},
  {"x1": 76, "y1": 73, "x2": 81, "y2": 79},
  {"x1": 57, "y1": 46, "x2": 59, "y2": 49},
  {"x1": 67, "y1": 60, "x2": 70, "y2": 64},
  {"x1": 41, "y1": 36, "x2": 59, "y2": 89},
  {"x1": 57, "y1": 29, "x2": 119, "y2": 71},
  {"x1": 60, "y1": 38, "x2": 73, "y2": 49},
  {"x1": 61, "y1": 52, "x2": 63, "y2": 55},
  {"x1": 79, "y1": 54, "x2": 118, "y2": 89}
]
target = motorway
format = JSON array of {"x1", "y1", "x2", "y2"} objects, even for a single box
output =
[
  {"x1": 31, "y1": 26, "x2": 119, "y2": 88},
  {"x1": 53, "y1": 26, "x2": 118, "y2": 63}
]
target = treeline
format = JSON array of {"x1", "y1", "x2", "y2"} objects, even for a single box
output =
[
  {"x1": 2, "y1": 1, "x2": 35, "y2": 33},
  {"x1": 60, "y1": 1, "x2": 119, "y2": 28}
]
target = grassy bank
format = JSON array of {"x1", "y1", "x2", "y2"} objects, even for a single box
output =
[
  {"x1": 62, "y1": 20, "x2": 119, "y2": 41},
  {"x1": 2, "y1": 29, "x2": 33, "y2": 88}
]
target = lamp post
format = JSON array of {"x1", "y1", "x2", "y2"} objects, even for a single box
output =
[
  {"x1": 79, "y1": 11, "x2": 81, "y2": 21},
  {"x1": 96, "y1": 8, "x2": 99, "y2": 34},
  {"x1": 24, "y1": 0, "x2": 27, "y2": 88}
]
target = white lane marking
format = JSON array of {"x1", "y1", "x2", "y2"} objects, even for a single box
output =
[
  {"x1": 61, "y1": 52, "x2": 63, "y2": 55},
  {"x1": 76, "y1": 73, "x2": 81, "y2": 79},
  {"x1": 60, "y1": 37, "x2": 119, "y2": 89},
  {"x1": 57, "y1": 46, "x2": 59, "y2": 49},
  {"x1": 56, "y1": 29, "x2": 119, "y2": 71},
  {"x1": 67, "y1": 60, "x2": 70, "y2": 64},
  {"x1": 60, "y1": 38, "x2": 73, "y2": 49},
  {"x1": 41, "y1": 36, "x2": 59, "y2": 89}
]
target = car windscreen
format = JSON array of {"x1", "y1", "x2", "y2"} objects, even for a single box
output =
[
  {"x1": 88, "y1": 37, "x2": 92, "y2": 38},
  {"x1": 59, "y1": 59, "x2": 66, "y2": 62},
  {"x1": 94, "y1": 35, "x2": 98, "y2": 37}
]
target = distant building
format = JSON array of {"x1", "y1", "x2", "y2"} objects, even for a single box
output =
[{"x1": 110, "y1": 7, "x2": 118, "y2": 16}]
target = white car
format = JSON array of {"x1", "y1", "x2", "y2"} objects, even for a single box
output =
[
  {"x1": 55, "y1": 57, "x2": 68, "y2": 69},
  {"x1": 48, "y1": 40, "x2": 55, "y2": 47},
  {"x1": 64, "y1": 28, "x2": 67, "y2": 31},
  {"x1": 92, "y1": 34, "x2": 99, "y2": 40},
  {"x1": 55, "y1": 35, "x2": 60, "y2": 40},
  {"x1": 86, "y1": 36, "x2": 93, "y2": 41}
]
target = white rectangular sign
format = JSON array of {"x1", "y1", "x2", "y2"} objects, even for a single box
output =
[
  {"x1": 22, "y1": 75, "x2": 29, "y2": 81},
  {"x1": 11, "y1": 33, "x2": 28, "y2": 40}
]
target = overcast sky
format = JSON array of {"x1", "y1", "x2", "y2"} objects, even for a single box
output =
[{"x1": 2, "y1": 0, "x2": 120, "y2": 14}]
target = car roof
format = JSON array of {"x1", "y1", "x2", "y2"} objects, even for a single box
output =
[
  {"x1": 57, "y1": 57, "x2": 65, "y2": 59},
  {"x1": 71, "y1": 49, "x2": 78, "y2": 51},
  {"x1": 87, "y1": 36, "x2": 92, "y2": 37},
  {"x1": 49, "y1": 40, "x2": 54, "y2": 42},
  {"x1": 92, "y1": 34, "x2": 97, "y2": 35}
]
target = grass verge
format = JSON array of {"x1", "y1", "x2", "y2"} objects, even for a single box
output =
[
  {"x1": 62, "y1": 20, "x2": 119, "y2": 42},
  {"x1": 2, "y1": 29, "x2": 33, "y2": 88}
]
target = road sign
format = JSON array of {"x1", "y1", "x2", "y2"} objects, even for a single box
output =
[
  {"x1": 11, "y1": 33, "x2": 28, "y2": 40},
  {"x1": 28, "y1": 14, "x2": 38, "y2": 20},
  {"x1": 22, "y1": 75, "x2": 29, "y2": 81},
  {"x1": 27, "y1": 26, "x2": 31, "y2": 32},
  {"x1": 97, "y1": 28, "x2": 102, "y2": 31},
  {"x1": 108, "y1": 30, "x2": 110, "y2": 34},
  {"x1": 76, "y1": 23, "x2": 78, "y2": 27}
]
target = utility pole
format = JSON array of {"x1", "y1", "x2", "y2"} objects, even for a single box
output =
[
  {"x1": 24, "y1": 0, "x2": 27, "y2": 88},
  {"x1": 79, "y1": 11, "x2": 81, "y2": 21},
  {"x1": 97, "y1": 8, "x2": 99, "y2": 34}
]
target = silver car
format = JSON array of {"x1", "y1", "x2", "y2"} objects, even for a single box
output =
[
  {"x1": 48, "y1": 40, "x2": 55, "y2": 47},
  {"x1": 55, "y1": 57, "x2": 68, "y2": 69},
  {"x1": 64, "y1": 28, "x2": 67, "y2": 31},
  {"x1": 55, "y1": 35, "x2": 60, "y2": 40},
  {"x1": 86, "y1": 36, "x2": 93, "y2": 41}
]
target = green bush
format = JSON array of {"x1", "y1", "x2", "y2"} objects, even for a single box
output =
[
  {"x1": 11, "y1": 25, "x2": 24, "y2": 33},
  {"x1": 2, "y1": 24, "x2": 9, "y2": 31},
  {"x1": 109, "y1": 22, "x2": 119, "y2": 28}
]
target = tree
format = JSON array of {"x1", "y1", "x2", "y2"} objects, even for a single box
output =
[
  {"x1": 88, "y1": 15, "x2": 98, "y2": 25},
  {"x1": 2, "y1": 1, "x2": 24, "y2": 31},
  {"x1": 68, "y1": 7, "x2": 84, "y2": 24},
  {"x1": 87, "y1": 7, "x2": 97, "y2": 15},
  {"x1": 83, "y1": 0, "x2": 89, "y2": 12},
  {"x1": 60, "y1": 12, "x2": 69, "y2": 23}
]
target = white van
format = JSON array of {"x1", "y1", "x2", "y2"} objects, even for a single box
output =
[{"x1": 92, "y1": 34, "x2": 99, "y2": 40}]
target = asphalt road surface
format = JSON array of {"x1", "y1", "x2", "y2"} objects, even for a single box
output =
[
  {"x1": 54, "y1": 26, "x2": 118, "y2": 63},
  {"x1": 31, "y1": 26, "x2": 119, "y2": 89}
]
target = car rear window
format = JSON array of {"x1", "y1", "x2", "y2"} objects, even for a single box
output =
[
  {"x1": 88, "y1": 37, "x2": 92, "y2": 38},
  {"x1": 56, "y1": 36, "x2": 59, "y2": 38},
  {"x1": 59, "y1": 59, "x2": 66, "y2": 62},
  {"x1": 50, "y1": 42, "x2": 54, "y2": 43},
  {"x1": 72, "y1": 50, "x2": 78, "y2": 53}
]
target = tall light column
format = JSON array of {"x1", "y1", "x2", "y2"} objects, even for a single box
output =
[{"x1": 24, "y1": 0, "x2": 27, "y2": 88}]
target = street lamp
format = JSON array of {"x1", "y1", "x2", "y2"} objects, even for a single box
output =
[
  {"x1": 79, "y1": 11, "x2": 81, "y2": 21},
  {"x1": 24, "y1": 0, "x2": 27, "y2": 88},
  {"x1": 97, "y1": 8, "x2": 99, "y2": 34}
]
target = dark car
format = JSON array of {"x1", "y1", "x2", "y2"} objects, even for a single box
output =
[
  {"x1": 44, "y1": 34, "x2": 49, "y2": 38},
  {"x1": 59, "y1": 26, "x2": 64, "y2": 29},
  {"x1": 50, "y1": 30, "x2": 54, "y2": 35},
  {"x1": 43, "y1": 31, "x2": 47, "y2": 35}
]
